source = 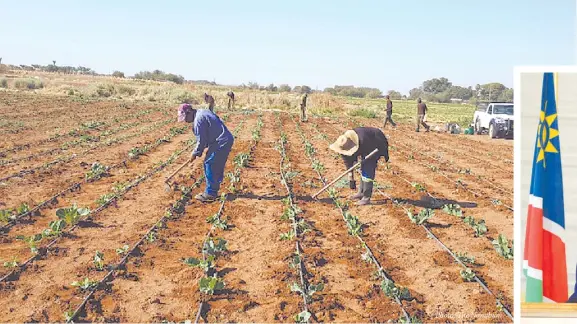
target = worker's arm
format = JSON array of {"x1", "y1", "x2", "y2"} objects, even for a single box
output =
[
  {"x1": 342, "y1": 154, "x2": 357, "y2": 189},
  {"x1": 191, "y1": 116, "x2": 209, "y2": 158}
]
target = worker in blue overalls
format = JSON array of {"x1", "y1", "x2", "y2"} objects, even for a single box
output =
[{"x1": 178, "y1": 103, "x2": 234, "y2": 202}]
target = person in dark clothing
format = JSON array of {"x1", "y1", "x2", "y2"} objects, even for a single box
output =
[
  {"x1": 300, "y1": 93, "x2": 308, "y2": 122},
  {"x1": 383, "y1": 95, "x2": 396, "y2": 128},
  {"x1": 204, "y1": 93, "x2": 215, "y2": 112},
  {"x1": 329, "y1": 127, "x2": 389, "y2": 205},
  {"x1": 227, "y1": 91, "x2": 235, "y2": 110},
  {"x1": 568, "y1": 264, "x2": 577, "y2": 303},
  {"x1": 416, "y1": 98, "x2": 430, "y2": 132},
  {"x1": 178, "y1": 103, "x2": 234, "y2": 202}
]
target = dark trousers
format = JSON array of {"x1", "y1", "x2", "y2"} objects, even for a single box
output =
[
  {"x1": 384, "y1": 111, "x2": 396, "y2": 127},
  {"x1": 360, "y1": 156, "x2": 380, "y2": 181},
  {"x1": 416, "y1": 114, "x2": 429, "y2": 131},
  {"x1": 300, "y1": 104, "x2": 307, "y2": 121},
  {"x1": 204, "y1": 140, "x2": 234, "y2": 196}
]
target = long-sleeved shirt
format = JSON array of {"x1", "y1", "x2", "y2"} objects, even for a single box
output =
[
  {"x1": 191, "y1": 109, "x2": 234, "y2": 157},
  {"x1": 342, "y1": 127, "x2": 389, "y2": 169},
  {"x1": 417, "y1": 102, "x2": 427, "y2": 115}
]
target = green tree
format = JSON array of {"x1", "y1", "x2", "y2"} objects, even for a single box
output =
[
  {"x1": 112, "y1": 71, "x2": 125, "y2": 78},
  {"x1": 422, "y1": 77, "x2": 452, "y2": 94},
  {"x1": 278, "y1": 84, "x2": 291, "y2": 92},
  {"x1": 387, "y1": 90, "x2": 402, "y2": 100}
]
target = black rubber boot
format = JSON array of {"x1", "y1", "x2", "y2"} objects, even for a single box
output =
[
  {"x1": 356, "y1": 181, "x2": 373, "y2": 205},
  {"x1": 349, "y1": 180, "x2": 364, "y2": 200}
]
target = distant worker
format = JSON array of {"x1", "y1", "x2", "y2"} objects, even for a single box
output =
[
  {"x1": 204, "y1": 93, "x2": 215, "y2": 112},
  {"x1": 300, "y1": 92, "x2": 308, "y2": 122},
  {"x1": 383, "y1": 95, "x2": 396, "y2": 128},
  {"x1": 177, "y1": 103, "x2": 234, "y2": 202},
  {"x1": 227, "y1": 91, "x2": 235, "y2": 110},
  {"x1": 416, "y1": 98, "x2": 430, "y2": 132},
  {"x1": 329, "y1": 127, "x2": 390, "y2": 206}
]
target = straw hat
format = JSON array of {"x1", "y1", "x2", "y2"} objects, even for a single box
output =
[{"x1": 329, "y1": 130, "x2": 359, "y2": 156}]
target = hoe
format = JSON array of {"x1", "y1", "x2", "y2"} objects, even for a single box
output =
[
  {"x1": 164, "y1": 157, "x2": 193, "y2": 192},
  {"x1": 312, "y1": 148, "x2": 379, "y2": 199}
]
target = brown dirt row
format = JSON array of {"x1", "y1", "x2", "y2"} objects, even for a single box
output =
[
  {"x1": 298, "y1": 118, "x2": 511, "y2": 322},
  {"x1": 0, "y1": 92, "x2": 166, "y2": 148},
  {"x1": 0, "y1": 112, "x2": 172, "y2": 175},
  {"x1": 0, "y1": 106, "x2": 170, "y2": 166},
  {"x1": 351, "y1": 117, "x2": 513, "y2": 191},
  {"x1": 315, "y1": 118, "x2": 513, "y2": 230},
  {"x1": 0, "y1": 116, "x2": 244, "y2": 243},
  {"x1": 281, "y1": 115, "x2": 414, "y2": 322},
  {"x1": 79, "y1": 117, "x2": 286, "y2": 323},
  {"x1": 0, "y1": 117, "x2": 256, "y2": 322},
  {"x1": 0, "y1": 119, "x2": 181, "y2": 209}
]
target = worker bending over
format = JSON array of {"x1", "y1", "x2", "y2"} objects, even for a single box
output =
[
  {"x1": 329, "y1": 127, "x2": 389, "y2": 206},
  {"x1": 227, "y1": 91, "x2": 235, "y2": 110},
  {"x1": 178, "y1": 103, "x2": 234, "y2": 202}
]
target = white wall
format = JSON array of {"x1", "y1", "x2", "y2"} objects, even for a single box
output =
[{"x1": 520, "y1": 72, "x2": 577, "y2": 300}]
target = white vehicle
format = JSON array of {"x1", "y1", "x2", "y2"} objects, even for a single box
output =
[{"x1": 472, "y1": 102, "x2": 514, "y2": 139}]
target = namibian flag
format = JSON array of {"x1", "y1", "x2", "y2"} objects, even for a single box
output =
[{"x1": 523, "y1": 72, "x2": 568, "y2": 303}]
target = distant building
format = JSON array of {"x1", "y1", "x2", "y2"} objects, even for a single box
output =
[{"x1": 450, "y1": 98, "x2": 463, "y2": 103}]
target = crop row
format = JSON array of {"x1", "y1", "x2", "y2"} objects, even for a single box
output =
[
  {"x1": 291, "y1": 117, "x2": 414, "y2": 322},
  {"x1": 0, "y1": 137, "x2": 199, "y2": 283},
  {"x1": 275, "y1": 113, "x2": 321, "y2": 323},
  {"x1": 187, "y1": 117, "x2": 262, "y2": 322},
  {"x1": 0, "y1": 124, "x2": 191, "y2": 231},
  {"x1": 307, "y1": 119, "x2": 512, "y2": 320},
  {"x1": 0, "y1": 105, "x2": 166, "y2": 158},
  {"x1": 0, "y1": 116, "x2": 176, "y2": 182}
]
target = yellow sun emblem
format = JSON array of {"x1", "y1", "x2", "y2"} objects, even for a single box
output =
[{"x1": 536, "y1": 101, "x2": 560, "y2": 167}]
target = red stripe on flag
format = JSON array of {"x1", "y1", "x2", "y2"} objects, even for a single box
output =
[
  {"x1": 543, "y1": 230, "x2": 568, "y2": 302},
  {"x1": 525, "y1": 204, "x2": 543, "y2": 271}
]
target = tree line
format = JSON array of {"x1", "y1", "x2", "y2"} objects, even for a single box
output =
[{"x1": 1, "y1": 61, "x2": 512, "y2": 102}]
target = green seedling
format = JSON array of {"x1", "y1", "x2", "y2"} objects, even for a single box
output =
[
  {"x1": 456, "y1": 252, "x2": 476, "y2": 265},
  {"x1": 199, "y1": 275, "x2": 225, "y2": 295},
  {"x1": 203, "y1": 238, "x2": 227, "y2": 256},
  {"x1": 381, "y1": 278, "x2": 411, "y2": 300},
  {"x1": 442, "y1": 204, "x2": 463, "y2": 217},
  {"x1": 411, "y1": 182, "x2": 426, "y2": 192},
  {"x1": 492, "y1": 234, "x2": 514, "y2": 259},
  {"x1": 116, "y1": 245, "x2": 130, "y2": 255},
  {"x1": 408, "y1": 208, "x2": 434, "y2": 225},
  {"x1": 184, "y1": 255, "x2": 215, "y2": 273},
  {"x1": 0, "y1": 209, "x2": 13, "y2": 222},
  {"x1": 15, "y1": 234, "x2": 43, "y2": 254},
  {"x1": 71, "y1": 278, "x2": 98, "y2": 291},
  {"x1": 56, "y1": 203, "x2": 90, "y2": 226},
  {"x1": 280, "y1": 229, "x2": 296, "y2": 241},
  {"x1": 3, "y1": 257, "x2": 18, "y2": 268},
  {"x1": 294, "y1": 310, "x2": 311, "y2": 323},
  {"x1": 460, "y1": 268, "x2": 475, "y2": 282},
  {"x1": 94, "y1": 251, "x2": 105, "y2": 271},
  {"x1": 16, "y1": 203, "x2": 30, "y2": 215},
  {"x1": 206, "y1": 214, "x2": 228, "y2": 230}
]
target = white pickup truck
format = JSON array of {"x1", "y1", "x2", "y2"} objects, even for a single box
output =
[{"x1": 472, "y1": 102, "x2": 514, "y2": 139}]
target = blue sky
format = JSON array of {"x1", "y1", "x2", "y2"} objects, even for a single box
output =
[{"x1": 0, "y1": 0, "x2": 574, "y2": 94}]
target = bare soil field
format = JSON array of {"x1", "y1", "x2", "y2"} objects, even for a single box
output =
[{"x1": 0, "y1": 92, "x2": 513, "y2": 323}]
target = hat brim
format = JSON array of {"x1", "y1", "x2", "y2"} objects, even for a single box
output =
[{"x1": 329, "y1": 130, "x2": 359, "y2": 156}]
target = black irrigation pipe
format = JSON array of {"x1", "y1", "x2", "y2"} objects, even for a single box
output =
[
  {"x1": 307, "y1": 120, "x2": 512, "y2": 320},
  {"x1": 386, "y1": 165, "x2": 514, "y2": 237},
  {"x1": 0, "y1": 119, "x2": 147, "y2": 166},
  {"x1": 349, "y1": 119, "x2": 514, "y2": 212},
  {"x1": 68, "y1": 177, "x2": 205, "y2": 323},
  {"x1": 402, "y1": 131, "x2": 513, "y2": 176},
  {"x1": 0, "y1": 117, "x2": 175, "y2": 182},
  {"x1": 0, "y1": 141, "x2": 197, "y2": 284},
  {"x1": 372, "y1": 185, "x2": 513, "y2": 320},
  {"x1": 0, "y1": 106, "x2": 165, "y2": 158},
  {"x1": 276, "y1": 115, "x2": 310, "y2": 319},
  {"x1": 0, "y1": 124, "x2": 192, "y2": 233},
  {"x1": 291, "y1": 117, "x2": 411, "y2": 322},
  {"x1": 392, "y1": 140, "x2": 513, "y2": 197}
]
